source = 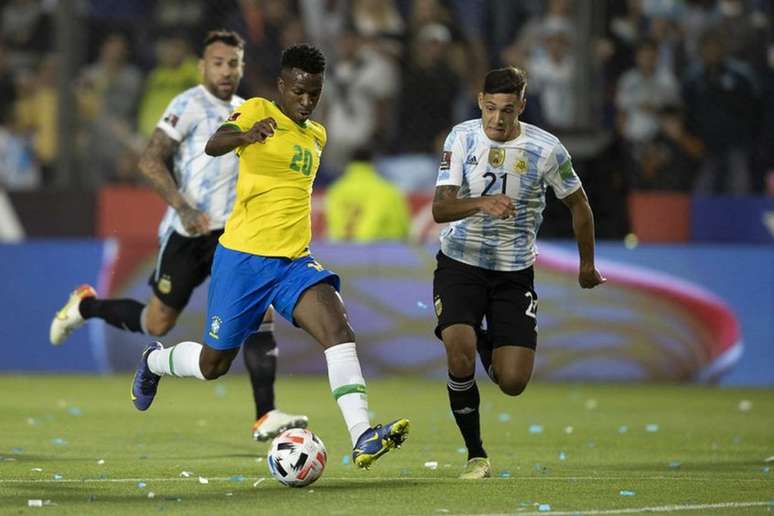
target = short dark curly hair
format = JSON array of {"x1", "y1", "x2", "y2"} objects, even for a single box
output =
[
  {"x1": 280, "y1": 44, "x2": 326, "y2": 75},
  {"x1": 202, "y1": 30, "x2": 245, "y2": 55},
  {"x1": 483, "y1": 66, "x2": 527, "y2": 98}
]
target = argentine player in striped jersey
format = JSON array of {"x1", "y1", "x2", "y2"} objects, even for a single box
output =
[
  {"x1": 130, "y1": 44, "x2": 409, "y2": 470},
  {"x1": 432, "y1": 67, "x2": 605, "y2": 479},
  {"x1": 49, "y1": 31, "x2": 307, "y2": 442}
]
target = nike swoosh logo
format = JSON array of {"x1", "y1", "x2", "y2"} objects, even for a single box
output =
[{"x1": 363, "y1": 433, "x2": 380, "y2": 444}]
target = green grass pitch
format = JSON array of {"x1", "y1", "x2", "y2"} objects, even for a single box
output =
[{"x1": 0, "y1": 375, "x2": 772, "y2": 515}]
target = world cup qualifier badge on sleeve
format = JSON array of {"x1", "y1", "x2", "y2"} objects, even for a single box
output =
[{"x1": 440, "y1": 151, "x2": 452, "y2": 170}]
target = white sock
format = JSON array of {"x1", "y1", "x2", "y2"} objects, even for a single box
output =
[
  {"x1": 324, "y1": 342, "x2": 370, "y2": 446},
  {"x1": 147, "y1": 341, "x2": 205, "y2": 380}
]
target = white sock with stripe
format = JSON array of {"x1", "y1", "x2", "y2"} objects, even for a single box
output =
[
  {"x1": 147, "y1": 341, "x2": 205, "y2": 380},
  {"x1": 324, "y1": 342, "x2": 370, "y2": 446}
]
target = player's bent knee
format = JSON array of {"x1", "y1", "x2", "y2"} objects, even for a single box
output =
[
  {"x1": 145, "y1": 319, "x2": 174, "y2": 337},
  {"x1": 199, "y1": 359, "x2": 232, "y2": 380},
  {"x1": 497, "y1": 375, "x2": 529, "y2": 396}
]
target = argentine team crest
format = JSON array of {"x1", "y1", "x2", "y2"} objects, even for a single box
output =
[
  {"x1": 209, "y1": 316, "x2": 222, "y2": 339},
  {"x1": 158, "y1": 275, "x2": 172, "y2": 294},
  {"x1": 434, "y1": 296, "x2": 443, "y2": 318},
  {"x1": 488, "y1": 147, "x2": 505, "y2": 168},
  {"x1": 514, "y1": 155, "x2": 528, "y2": 174}
]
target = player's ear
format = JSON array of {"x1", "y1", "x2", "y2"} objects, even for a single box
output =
[
  {"x1": 518, "y1": 96, "x2": 527, "y2": 115},
  {"x1": 198, "y1": 58, "x2": 205, "y2": 80},
  {"x1": 477, "y1": 92, "x2": 484, "y2": 112},
  {"x1": 277, "y1": 76, "x2": 285, "y2": 95}
]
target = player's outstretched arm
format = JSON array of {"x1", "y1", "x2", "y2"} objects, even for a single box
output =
[
  {"x1": 432, "y1": 186, "x2": 515, "y2": 223},
  {"x1": 560, "y1": 187, "x2": 606, "y2": 289},
  {"x1": 205, "y1": 118, "x2": 277, "y2": 156},
  {"x1": 139, "y1": 129, "x2": 210, "y2": 235}
]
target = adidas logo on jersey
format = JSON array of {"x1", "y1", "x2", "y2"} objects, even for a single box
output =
[{"x1": 466, "y1": 155, "x2": 478, "y2": 165}]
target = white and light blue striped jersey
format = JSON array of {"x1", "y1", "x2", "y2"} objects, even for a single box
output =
[
  {"x1": 156, "y1": 85, "x2": 244, "y2": 239},
  {"x1": 436, "y1": 119, "x2": 581, "y2": 271}
]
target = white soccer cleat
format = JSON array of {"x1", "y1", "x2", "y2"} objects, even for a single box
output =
[
  {"x1": 49, "y1": 284, "x2": 97, "y2": 345},
  {"x1": 252, "y1": 409, "x2": 309, "y2": 442}
]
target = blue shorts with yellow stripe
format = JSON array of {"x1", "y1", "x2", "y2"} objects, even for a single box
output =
[{"x1": 203, "y1": 244, "x2": 340, "y2": 350}]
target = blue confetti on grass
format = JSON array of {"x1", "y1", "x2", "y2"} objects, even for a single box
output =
[
  {"x1": 137, "y1": 482, "x2": 146, "y2": 489},
  {"x1": 528, "y1": 424, "x2": 543, "y2": 434},
  {"x1": 618, "y1": 425, "x2": 628, "y2": 434},
  {"x1": 498, "y1": 413, "x2": 511, "y2": 423},
  {"x1": 645, "y1": 424, "x2": 659, "y2": 433},
  {"x1": 10, "y1": 448, "x2": 23, "y2": 454},
  {"x1": 763, "y1": 467, "x2": 769, "y2": 474},
  {"x1": 53, "y1": 474, "x2": 63, "y2": 480},
  {"x1": 559, "y1": 451, "x2": 566, "y2": 461},
  {"x1": 538, "y1": 503, "x2": 551, "y2": 512},
  {"x1": 456, "y1": 447, "x2": 466, "y2": 454},
  {"x1": 498, "y1": 470, "x2": 511, "y2": 478},
  {"x1": 67, "y1": 407, "x2": 82, "y2": 416},
  {"x1": 229, "y1": 475, "x2": 246, "y2": 482},
  {"x1": 342, "y1": 455, "x2": 350, "y2": 465},
  {"x1": 214, "y1": 384, "x2": 226, "y2": 398},
  {"x1": 51, "y1": 438, "x2": 66, "y2": 446},
  {"x1": 619, "y1": 490, "x2": 636, "y2": 496},
  {"x1": 669, "y1": 461, "x2": 682, "y2": 469}
]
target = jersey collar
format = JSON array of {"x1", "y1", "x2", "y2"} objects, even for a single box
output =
[{"x1": 199, "y1": 84, "x2": 236, "y2": 107}]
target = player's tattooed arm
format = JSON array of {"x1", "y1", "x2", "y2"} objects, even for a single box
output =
[
  {"x1": 561, "y1": 187, "x2": 605, "y2": 289},
  {"x1": 432, "y1": 185, "x2": 515, "y2": 223},
  {"x1": 139, "y1": 128, "x2": 210, "y2": 235}
]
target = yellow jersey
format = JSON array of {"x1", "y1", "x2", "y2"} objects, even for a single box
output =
[{"x1": 218, "y1": 97, "x2": 327, "y2": 258}]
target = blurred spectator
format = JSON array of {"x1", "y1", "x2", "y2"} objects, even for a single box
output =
[
  {"x1": 715, "y1": 0, "x2": 770, "y2": 75},
  {"x1": 76, "y1": 33, "x2": 143, "y2": 185},
  {"x1": 647, "y1": 14, "x2": 687, "y2": 78},
  {"x1": 504, "y1": 0, "x2": 574, "y2": 65},
  {"x1": 325, "y1": 149, "x2": 410, "y2": 242},
  {"x1": 527, "y1": 19, "x2": 576, "y2": 131},
  {"x1": 0, "y1": 105, "x2": 39, "y2": 190},
  {"x1": 1, "y1": 0, "x2": 52, "y2": 66},
  {"x1": 299, "y1": 0, "x2": 348, "y2": 59},
  {"x1": 352, "y1": 0, "x2": 405, "y2": 38},
  {"x1": 0, "y1": 43, "x2": 17, "y2": 123},
  {"x1": 628, "y1": 105, "x2": 703, "y2": 191},
  {"x1": 14, "y1": 55, "x2": 58, "y2": 185},
  {"x1": 615, "y1": 39, "x2": 680, "y2": 144},
  {"x1": 137, "y1": 35, "x2": 199, "y2": 138},
  {"x1": 396, "y1": 23, "x2": 459, "y2": 155},
  {"x1": 322, "y1": 27, "x2": 400, "y2": 174},
  {"x1": 682, "y1": 29, "x2": 761, "y2": 194}
]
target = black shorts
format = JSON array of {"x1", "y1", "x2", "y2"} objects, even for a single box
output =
[
  {"x1": 433, "y1": 251, "x2": 538, "y2": 350},
  {"x1": 148, "y1": 230, "x2": 224, "y2": 311}
]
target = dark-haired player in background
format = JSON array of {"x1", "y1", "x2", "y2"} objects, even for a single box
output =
[
  {"x1": 432, "y1": 66, "x2": 605, "y2": 479},
  {"x1": 50, "y1": 30, "x2": 307, "y2": 442},
  {"x1": 130, "y1": 44, "x2": 410, "y2": 469}
]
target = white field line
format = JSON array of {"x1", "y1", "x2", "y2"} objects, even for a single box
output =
[
  {"x1": 0, "y1": 475, "x2": 769, "y2": 484},
  {"x1": 510, "y1": 501, "x2": 771, "y2": 515}
]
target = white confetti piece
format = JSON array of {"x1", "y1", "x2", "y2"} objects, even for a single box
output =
[
  {"x1": 253, "y1": 478, "x2": 266, "y2": 487},
  {"x1": 180, "y1": 471, "x2": 192, "y2": 478},
  {"x1": 424, "y1": 461, "x2": 438, "y2": 470},
  {"x1": 538, "y1": 503, "x2": 551, "y2": 512},
  {"x1": 645, "y1": 424, "x2": 660, "y2": 433},
  {"x1": 738, "y1": 400, "x2": 752, "y2": 412},
  {"x1": 585, "y1": 399, "x2": 597, "y2": 410},
  {"x1": 28, "y1": 500, "x2": 43, "y2": 507},
  {"x1": 31, "y1": 468, "x2": 43, "y2": 472},
  {"x1": 198, "y1": 476, "x2": 209, "y2": 484},
  {"x1": 564, "y1": 426, "x2": 573, "y2": 434},
  {"x1": 97, "y1": 459, "x2": 105, "y2": 465},
  {"x1": 765, "y1": 456, "x2": 774, "y2": 463},
  {"x1": 147, "y1": 492, "x2": 155, "y2": 499}
]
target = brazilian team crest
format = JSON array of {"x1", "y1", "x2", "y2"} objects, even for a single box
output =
[
  {"x1": 158, "y1": 275, "x2": 172, "y2": 294},
  {"x1": 434, "y1": 296, "x2": 443, "y2": 318},
  {"x1": 488, "y1": 147, "x2": 505, "y2": 168},
  {"x1": 209, "y1": 316, "x2": 222, "y2": 340}
]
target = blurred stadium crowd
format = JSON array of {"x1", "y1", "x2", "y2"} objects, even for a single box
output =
[{"x1": 0, "y1": 0, "x2": 772, "y2": 238}]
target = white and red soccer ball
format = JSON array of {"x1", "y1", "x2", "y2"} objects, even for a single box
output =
[{"x1": 267, "y1": 428, "x2": 327, "y2": 487}]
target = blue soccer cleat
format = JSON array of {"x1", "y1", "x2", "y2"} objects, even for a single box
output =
[
  {"x1": 352, "y1": 418, "x2": 410, "y2": 469},
  {"x1": 131, "y1": 342, "x2": 162, "y2": 411}
]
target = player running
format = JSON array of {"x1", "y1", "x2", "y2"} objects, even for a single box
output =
[
  {"x1": 432, "y1": 66, "x2": 605, "y2": 479},
  {"x1": 129, "y1": 44, "x2": 409, "y2": 469},
  {"x1": 49, "y1": 30, "x2": 307, "y2": 442}
]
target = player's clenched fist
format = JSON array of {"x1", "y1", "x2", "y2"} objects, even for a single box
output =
[
  {"x1": 478, "y1": 194, "x2": 515, "y2": 220},
  {"x1": 242, "y1": 117, "x2": 277, "y2": 144}
]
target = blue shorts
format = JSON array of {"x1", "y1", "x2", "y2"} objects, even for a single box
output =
[{"x1": 203, "y1": 244, "x2": 340, "y2": 350}]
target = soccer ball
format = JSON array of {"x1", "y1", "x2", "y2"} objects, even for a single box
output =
[{"x1": 267, "y1": 428, "x2": 327, "y2": 487}]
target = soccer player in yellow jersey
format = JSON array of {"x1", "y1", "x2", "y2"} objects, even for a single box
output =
[{"x1": 130, "y1": 44, "x2": 409, "y2": 469}]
